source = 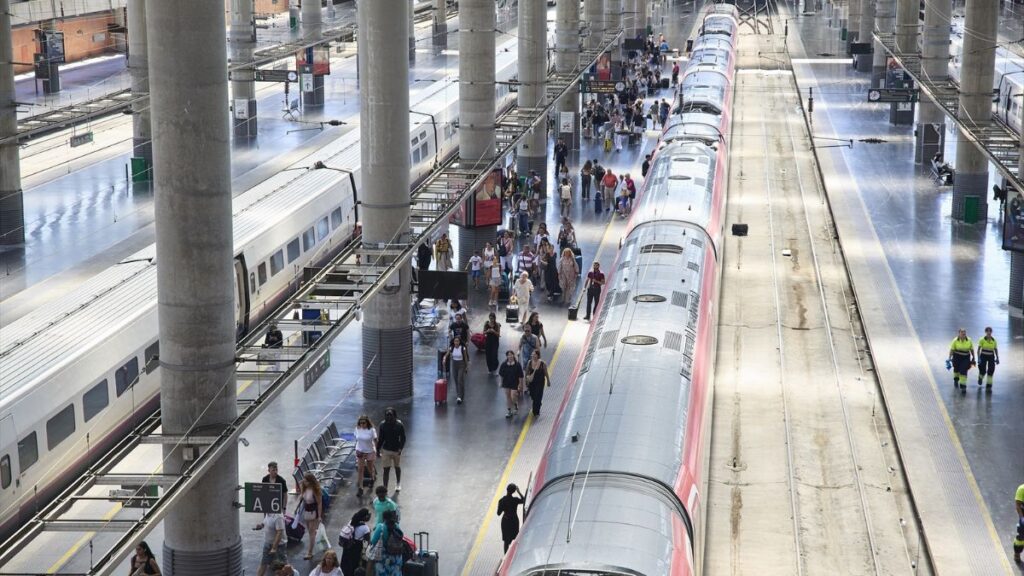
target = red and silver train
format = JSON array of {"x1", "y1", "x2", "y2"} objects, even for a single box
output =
[{"x1": 499, "y1": 7, "x2": 738, "y2": 576}]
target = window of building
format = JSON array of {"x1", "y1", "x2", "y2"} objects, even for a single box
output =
[
  {"x1": 316, "y1": 217, "x2": 329, "y2": 241},
  {"x1": 115, "y1": 357, "x2": 140, "y2": 397},
  {"x1": 0, "y1": 455, "x2": 10, "y2": 489},
  {"x1": 303, "y1": 228, "x2": 316, "y2": 251},
  {"x1": 144, "y1": 342, "x2": 160, "y2": 374},
  {"x1": 287, "y1": 238, "x2": 301, "y2": 263},
  {"x1": 83, "y1": 380, "x2": 109, "y2": 422},
  {"x1": 258, "y1": 263, "x2": 268, "y2": 286},
  {"x1": 18, "y1": 432, "x2": 38, "y2": 473},
  {"x1": 331, "y1": 208, "x2": 343, "y2": 230},
  {"x1": 270, "y1": 250, "x2": 284, "y2": 276},
  {"x1": 46, "y1": 405, "x2": 76, "y2": 450}
]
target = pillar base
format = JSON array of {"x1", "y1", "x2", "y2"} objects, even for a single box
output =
[
  {"x1": 303, "y1": 76, "x2": 325, "y2": 107},
  {"x1": 457, "y1": 224, "x2": 497, "y2": 270},
  {"x1": 951, "y1": 172, "x2": 989, "y2": 223},
  {"x1": 0, "y1": 187, "x2": 25, "y2": 246},
  {"x1": 362, "y1": 324, "x2": 414, "y2": 400},
  {"x1": 914, "y1": 122, "x2": 942, "y2": 165},
  {"x1": 1010, "y1": 251, "x2": 1024, "y2": 310},
  {"x1": 162, "y1": 537, "x2": 242, "y2": 576}
]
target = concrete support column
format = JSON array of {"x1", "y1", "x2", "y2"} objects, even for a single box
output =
[
  {"x1": 230, "y1": 0, "x2": 258, "y2": 139},
  {"x1": 302, "y1": 0, "x2": 324, "y2": 107},
  {"x1": 871, "y1": 0, "x2": 894, "y2": 86},
  {"x1": 847, "y1": 0, "x2": 861, "y2": 48},
  {"x1": 457, "y1": 0, "x2": 497, "y2": 268},
  {"x1": 359, "y1": 0, "x2": 413, "y2": 401},
  {"x1": 915, "y1": 0, "x2": 950, "y2": 164},
  {"x1": 517, "y1": 0, "x2": 548, "y2": 179},
  {"x1": 894, "y1": 0, "x2": 917, "y2": 54},
  {"x1": 128, "y1": 0, "x2": 153, "y2": 167},
  {"x1": 434, "y1": 0, "x2": 448, "y2": 46},
  {"x1": 856, "y1": 0, "x2": 875, "y2": 73},
  {"x1": 585, "y1": 0, "x2": 605, "y2": 52},
  {"x1": 0, "y1": 0, "x2": 24, "y2": 246},
  {"x1": 147, "y1": 0, "x2": 242, "y2": 573},
  {"x1": 636, "y1": 0, "x2": 648, "y2": 36},
  {"x1": 409, "y1": 0, "x2": 417, "y2": 61},
  {"x1": 556, "y1": 0, "x2": 581, "y2": 148},
  {"x1": 951, "y1": 0, "x2": 998, "y2": 222},
  {"x1": 624, "y1": 0, "x2": 636, "y2": 40}
]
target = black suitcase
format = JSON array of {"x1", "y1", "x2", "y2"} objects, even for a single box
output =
[
  {"x1": 403, "y1": 532, "x2": 438, "y2": 576},
  {"x1": 506, "y1": 305, "x2": 519, "y2": 324},
  {"x1": 568, "y1": 306, "x2": 579, "y2": 321},
  {"x1": 660, "y1": 77, "x2": 670, "y2": 89}
]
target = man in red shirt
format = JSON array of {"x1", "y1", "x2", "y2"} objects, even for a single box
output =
[{"x1": 583, "y1": 262, "x2": 606, "y2": 320}]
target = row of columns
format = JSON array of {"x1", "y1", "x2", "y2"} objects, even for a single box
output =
[{"x1": 0, "y1": 0, "x2": 24, "y2": 246}]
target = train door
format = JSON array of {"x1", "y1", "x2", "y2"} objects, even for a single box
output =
[
  {"x1": 234, "y1": 256, "x2": 251, "y2": 338},
  {"x1": 0, "y1": 414, "x2": 16, "y2": 495}
]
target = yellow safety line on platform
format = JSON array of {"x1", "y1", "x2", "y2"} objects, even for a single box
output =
[{"x1": 460, "y1": 208, "x2": 622, "y2": 576}]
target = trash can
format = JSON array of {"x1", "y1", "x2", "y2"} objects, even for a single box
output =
[
  {"x1": 963, "y1": 195, "x2": 980, "y2": 224},
  {"x1": 130, "y1": 157, "x2": 150, "y2": 182}
]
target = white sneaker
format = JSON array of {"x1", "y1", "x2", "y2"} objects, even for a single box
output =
[{"x1": 395, "y1": 484, "x2": 401, "y2": 492}]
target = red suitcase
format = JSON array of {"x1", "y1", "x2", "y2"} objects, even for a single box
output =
[
  {"x1": 470, "y1": 332, "x2": 487, "y2": 351},
  {"x1": 434, "y1": 378, "x2": 448, "y2": 405}
]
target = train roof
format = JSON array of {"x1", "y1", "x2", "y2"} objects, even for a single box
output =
[
  {"x1": 680, "y1": 69, "x2": 730, "y2": 115},
  {"x1": 632, "y1": 141, "x2": 718, "y2": 237},
  {"x1": 660, "y1": 112, "x2": 725, "y2": 146}
]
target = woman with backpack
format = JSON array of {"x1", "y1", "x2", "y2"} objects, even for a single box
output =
[
  {"x1": 369, "y1": 510, "x2": 406, "y2": 576},
  {"x1": 338, "y1": 509, "x2": 371, "y2": 576}
]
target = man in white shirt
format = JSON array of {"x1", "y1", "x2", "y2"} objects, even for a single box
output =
[
  {"x1": 256, "y1": 512, "x2": 286, "y2": 576},
  {"x1": 467, "y1": 251, "x2": 484, "y2": 290}
]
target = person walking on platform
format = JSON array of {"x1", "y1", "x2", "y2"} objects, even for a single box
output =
[
  {"x1": 525, "y1": 312, "x2": 548, "y2": 349},
  {"x1": 518, "y1": 324, "x2": 540, "y2": 373},
  {"x1": 554, "y1": 138, "x2": 569, "y2": 178},
  {"x1": 369, "y1": 510, "x2": 405, "y2": 576},
  {"x1": 338, "y1": 508, "x2": 371, "y2": 576},
  {"x1": 580, "y1": 160, "x2": 593, "y2": 200},
  {"x1": 353, "y1": 416, "x2": 378, "y2": 497},
  {"x1": 976, "y1": 326, "x2": 999, "y2": 389},
  {"x1": 558, "y1": 248, "x2": 580, "y2": 304},
  {"x1": 255, "y1": 509, "x2": 286, "y2": 576},
  {"x1": 377, "y1": 408, "x2": 406, "y2": 492},
  {"x1": 309, "y1": 550, "x2": 342, "y2": 576},
  {"x1": 484, "y1": 312, "x2": 502, "y2": 374},
  {"x1": 129, "y1": 541, "x2": 161, "y2": 576},
  {"x1": 947, "y1": 328, "x2": 975, "y2": 393},
  {"x1": 513, "y1": 272, "x2": 534, "y2": 325},
  {"x1": 499, "y1": 350, "x2": 525, "y2": 418},
  {"x1": 496, "y1": 483, "x2": 526, "y2": 552},
  {"x1": 445, "y1": 335, "x2": 470, "y2": 404},
  {"x1": 583, "y1": 262, "x2": 606, "y2": 321},
  {"x1": 601, "y1": 169, "x2": 619, "y2": 213},
  {"x1": 373, "y1": 485, "x2": 399, "y2": 524},
  {"x1": 525, "y1": 349, "x2": 550, "y2": 417},
  {"x1": 1014, "y1": 483, "x2": 1024, "y2": 562},
  {"x1": 487, "y1": 256, "x2": 503, "y2": 306},
  {"x1": 262, "y1": 461, "x2": 290, "y2": 508},
  {"x1": 299, "y1": 473, "x2": 324, "y2": 559},
  {"x1": 433, "y1": 233, "x2": 452, "y2": 272},
  {"x1": 559, "y1": 178, "x2": 573, "y2": 215}
]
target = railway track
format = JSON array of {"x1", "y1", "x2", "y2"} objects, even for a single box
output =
[{"x1": 704, "y1": 16, "x2": 933, "y2": 576}]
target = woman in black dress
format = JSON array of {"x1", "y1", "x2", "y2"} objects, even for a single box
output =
[
  {"x1": 483, "y1": 312, "x2": 502, "y2": 375},
  {"x1": 525, "y1": 349, "x2": 549, "y2": 417},
  {"x1": 496, "y1": 483, "x2": 525, "y2": 553},
  {"x1": 339, "y1": 508, "x2": 371, "y2": 576}
]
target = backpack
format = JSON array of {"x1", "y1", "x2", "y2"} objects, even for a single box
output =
[
  {"x1": 338, "y1": 524, "x2": 357, "y2": 548},
  {"x1": 385, "y1": 526, "x2": 406, "y2": 556}
]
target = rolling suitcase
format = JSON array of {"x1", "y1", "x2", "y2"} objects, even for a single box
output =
[
  {"x1": 660, "y1": 77, "x2": 670, "y2": 89},
  {"x1": 284, "y1": 514, "x2": 306, "y2": 543},
  {"x1": 403, "y1": 532, "x2": 438, "y2": 576},
  {"x1": 594, "y1": 193, "x2": 603, "y2": 214},
  {"x1": 470, "y1": 332, "x2": 487, "y2": 351},
  {"x1": 434, "y1": 378, "x2": 448, "y2": 405},
  {"x1": 604, "y1": 137, "x2": 613, "y2": 152},
  {"x1": 505, "y1": 304, "x2": 519, "y2": 324}
]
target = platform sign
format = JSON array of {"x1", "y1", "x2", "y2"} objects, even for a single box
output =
[
  {"x1": 244, "y1": 482, "x2": 284, "y2": 514},
  {"x1": 38, "y1": 30, "x2": 65, "y2": 64},
  {"x1": 303, "y1": 349, "x2": 331, "y2": 391},
  {"x1": 559, "y1": 112, "x2": 575, "y2": 134},
  {"x1": 253, "y1": 69, "x2": 299, "y2": 83},
  {"x1": 301, "y1": 73, "x2": 314, "y2": 93},
  {"x1": 1003, "y1": 187, "x2": 1024, "y2": 253},
  {"x1": 866, "y1": 88, "x2": 919, "y2": 103},
  {"x1": 69, "y1": 131, "x2": 94, "y2": 147},
  {"x1": 581, "y1": 78, "x2": 618, "y2": 94}
]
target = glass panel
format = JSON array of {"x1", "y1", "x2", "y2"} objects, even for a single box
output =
[
  {"x1": 144, "y1": 342, "x2": 160, "y2": 373},
  {"x1": 316, "y1": 217, "x2": 329, "y2": 241},
  {"x1": 258, "y1": 263, "x2": 268, "y2": 286},
  {"x1": 0, "y1": 456, "x2": 9, "y2": 489},
  {"x1": 18, "y1": 432, "x2": 38, "y2": 472},
  {"x1": 303, "y1": 228, "x2": 316, "y2": 251},
  {"x1": 270, "y1": 250, "x2": 285, "y2": 276},
  {"x1": 287, "y1": 238, "x2": 301, "y2": 263},
  {"x1": 115, "y1": 357, "x2": 140, "y2": 397},
  {"x1": 331, "y1": 208, "x2": 342, "y2": 229},
  {"x1": 83, "y1": 379, "x2": 109, "y2": 422},
  {"x1": 46, "y1": 404, "x2": 76, "y2": 450}
]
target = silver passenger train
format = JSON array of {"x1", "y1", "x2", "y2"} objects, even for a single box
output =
[
  {"x1": 948, "y1": 16, "x2": 1024, "y2": 135},
  {"x1": 0, "y1": 38, "x2": 520, "y2": 536},
  {"x1": 499, "y1": 7, "x2": 737, "y2": 576}
]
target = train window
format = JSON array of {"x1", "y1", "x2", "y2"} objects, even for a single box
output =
[
  {"x1": 18, "y1": 432, "x2": 38, "y2": 473},
  {"x1": 316, "y1": 217, "x2": 329, "y2": 241},
  {"x1": 115, "y1": 357, "x2": 140, "y2": 397},
  {"x1": 287, "y1": 238, "x2": 301, "y2": 263},
  {"x1": 144, "y1": 342, "x2": 160, "y2": 374},
  {"x1": 0, "y1": 455, "x2": 9, "y2": 489},
  {"x1": 419, "y1": 142, "x2": 429, "y2": 159},
  {"x1": 258, "y1": 263, "x2": 268, "y2": 286},
  {"x1": 412, "y1": 149, "x2": 421, "y2": 164},
  {"x1": 303, "y1": 228, "x2": 316, "y2": 251},
  {"x1": 83, "y1": 380, "x2": 109, "y2": 422},
  {"x1": 46, "y1": 404, "x2": 76, "y2": 450},
  {"x1": 640, "y1": 243, "x2": 684, "y2": 254},
  {"x1": 329, "y1": 209, "x2": 342, "y2": 230},
  {"x1": 270, "y1": 250, "x2": 284, "y2": 276},
  {"x1": 419, "y1": 131, "x2": 427, "y2": 142},
  {"x1": 411, "y1": 135, "x2": 419, "y2": 146}
]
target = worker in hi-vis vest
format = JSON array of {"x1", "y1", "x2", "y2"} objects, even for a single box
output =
[
  {"x1": 1014, "y1": 483, "x2": 1023, "y2": 562},
  {"x1": 975, "y1": 326, "x2": 999, "y2": 389},
  {"x1": 947, "y1": 328, "x2": 974, "y2": 393}
]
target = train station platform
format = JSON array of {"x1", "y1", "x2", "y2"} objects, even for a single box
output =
[
  {"x1": 783, "y1": 4, "x2": 1020, "y2": 573},
  {"x1": 0, "y1": 10, "x2": 480, "y2": 324}
]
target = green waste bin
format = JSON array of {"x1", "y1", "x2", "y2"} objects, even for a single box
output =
[
  {"x1": 963, "y1": 195, "x2": 980, "y2": 224},
  {"x1": 131, "y1": 157, "x2": 150, "y2": 182},
  {"x1": 841, "y1": 28, "x2": 848, "y2": 41}
]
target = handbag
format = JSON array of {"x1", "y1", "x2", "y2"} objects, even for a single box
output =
[{"x1": 364, "y1": 538, "x2": 383, "y2": 561}]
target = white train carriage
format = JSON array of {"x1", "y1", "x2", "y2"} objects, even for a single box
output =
[
  {"x1": 948, "y1": 16, "x2": 1023, "y2": 136},
  {"x1": 0, "y1": 37, "x2": 519, "y2": 537}
]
